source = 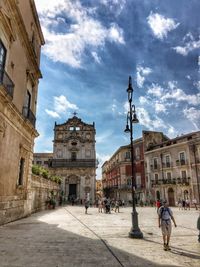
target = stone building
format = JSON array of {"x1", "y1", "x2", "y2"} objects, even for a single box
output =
[
  {"x1": 145, "y1": 131, "x2": 200, "y2": 206},
  {"x1": 102, "y1": 131, "x2": 168, "y2": 203},
  {"x1": 0, "y1": 0, "x2": 44, "y2": 224},
  {"x1": 102, "y1": 139, "x2": 146, "y2": 203},
  {"x1": 33, "y1": 115, "x2": 97, "y2": 202}
]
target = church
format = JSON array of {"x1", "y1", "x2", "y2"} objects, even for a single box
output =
[{"x1": 33, "y1": 114, "x2": 97, "y2": 202}]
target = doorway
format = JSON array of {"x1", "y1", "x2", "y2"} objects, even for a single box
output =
[
  {"x1": 168, "y1": 188, "x2": 175, "y2": 206},
  {"x1": 69, "y1": 184, "x2": 77, "y2": 199}
]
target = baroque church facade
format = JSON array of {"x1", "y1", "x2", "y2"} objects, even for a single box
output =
[{"x1": 34, "y1": 115, "x2": 97, "y2": 202}]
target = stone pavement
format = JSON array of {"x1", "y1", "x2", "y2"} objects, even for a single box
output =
[{"x1": 0, "y1": 206, "x2": 199, "y2": 267}]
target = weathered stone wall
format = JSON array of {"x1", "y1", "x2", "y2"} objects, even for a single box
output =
[
  {"x1": 0, "y1": 175, "x2": 60, "y2": 225},
  {"x1": 31, "y1": 174, "x2": 60, "y2": 213}
]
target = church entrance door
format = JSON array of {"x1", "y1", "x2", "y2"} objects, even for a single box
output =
[{"x1": 69, "y1": 184, "x2": 77, "y2": 199}]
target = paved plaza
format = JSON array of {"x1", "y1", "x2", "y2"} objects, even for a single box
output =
[{"x1": 0, "y1": 206, "x2": 199, "y2": 267}]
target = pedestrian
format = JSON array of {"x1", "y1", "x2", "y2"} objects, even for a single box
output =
[
  {"x1": 178, "y1": 199, "x2": 182, "y2": 210},
  {"x1": 197, "y1": 214, "x2": 200, "y2": 243},
  {"x1": 158, "y1": 200, "x2": 177, "y2": 251},
  {"x1": 182, "y1": 199, "x2": 186, "y2": 210},
  {"x1": 98, "y1": 199, "x2": 103, "y2": 213},
  {"x1": 84, "y1": 199, "x2": 90, "y2": 214},
  {"x1": 186, "y1": 199, "x2": 190, "y2": 210},
  {"x1": 192, "y1": 198, "x2": 198, "y2": 210},
  {"x1": 156, "y1": 199, "x2": 161, "y2": 213},
  {"x1": 115, "y1": 200, "x2": 119, "y2": 213}
]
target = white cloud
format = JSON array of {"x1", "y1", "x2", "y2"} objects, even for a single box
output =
[
  {"x1": 136, "y1": 66, "x2": 152, "y2": 88},
  {"x1": 163, "y1": 86, "x2": 200, "y2": 106},
  {"x1": 35, "y1": 0, "x2": 125, "y2": 68},
  {"x1": 139, "y1": 96, "x2": 149, "y2": 105},
  {"x1": 155, "y1": 102, "x2": 167, "y2": 113},
  {"x1": 147, "y1": 84, "x2": 164, "y2": 97},
  {"x1": 137, "y1": 107, "x2": 166, "y2": 130},
  {"x1": 167, "y1": 125, "x2": 177, "y2": 138},
  {"x1": 136, "y1": 107, "x2": 176, "y2": 137},
  {"x1": 91, "y1": 51, "x2": 101, "y2": 64},
  {"x1": 45, "y1": 95, "x2": 78, "y2": 118},
  {"x1": 45, "y1": 109, "x2": 60, "y2": 118},
  {"x1": 54, "y1": 95, "x2": 78, "y2": 113},
  {"x1": 147, "y1": 82, "x2": 200, "y2": 106},
  {"x1": 100, "y1": 0, "x2": 126, "y2": 16},
  {"x1": 183, "y1": 107, "x2": 200, "y2": 130},
  {"x1": 147, "y1": 12, "x2": 179, "y2": 40},
  {"x1": 173, "y1": 33, "x2": 200, "y2": 56}
]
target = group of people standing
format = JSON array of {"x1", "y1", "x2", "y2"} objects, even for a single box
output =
[
  {"x1": 177, "y1": 198, "x2": 198, "y2": 210},
  {"x1": 84, "y1": 198, "x2": 123, "y2": 214}
]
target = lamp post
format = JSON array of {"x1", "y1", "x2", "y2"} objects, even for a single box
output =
[{"x1": 124, "y1": 76, "x2": 143, "y2": 239}]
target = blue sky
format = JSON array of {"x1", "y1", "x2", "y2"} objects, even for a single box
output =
[{"x1": 34, "y1": 0, "x2": 200, "y2": 178}]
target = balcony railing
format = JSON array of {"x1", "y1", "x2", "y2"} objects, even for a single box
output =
[
  {"x1": 176, "y1": 159, "x2": 187, "y2": 166},
  {"x1": 50, "y1": 159, "x2": 96, "y2": 168},
  {"x1": 0, "y1": 68, "x2": 14, "y2": 98},
  {"x1": 162, "y1": 162, "x2": 173, "y2": 168},
  {"x1": 151, "y1": 177, "x2": 190, "y2": 187},
  {"x1": 150, "y1": 164, "x2": 160, "y2": 171},
  {"x1": 22, "y1": 107, "x2": 36, "y2": 127}
]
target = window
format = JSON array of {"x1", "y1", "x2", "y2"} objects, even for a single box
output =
[
  {"x1": 18, "y1": 158, "x2": 25, "y2": 186},
  {"x1": 135, "y1": 147, "x2": 140, "y2": 160},
  {"x1": 125, "y1": 151, "x2": 130, "y2": 159},
  {"x1": 179, "y1": 152, "x2": 185, "y2": 163},
  {"x1": 69, "y1": 126, "x2": 80, "y2": 131},
  {"x1": 166, "y1": 172, "x2": 171, "y2": 180},
  {"x1": 85, "y1": 150, "x2": 91, "y2": 157},
  {"x1": 0, "y1": 40, "x2": 6, "y2": 82},
  {"x1": 57, "y1": 149, "x2": 62, "y2": 158},
  {"x1": 154, "y1": 173, "x2": 159, "y2": 183},
  {"x1": 71, "y1": 152, "x2": 76, "y2": 161},
  {"x1": 136, "y1": 175, "x2": 141, "y2": 188},
  {"x1": 36, "y1": 161, "x2": 42, "y2": 165},
  {"x1": 23, "y1": 90, "x2": 31, "y2": 117},
  {"x1": 153, "y1": 158, "x2": 158, "y2": 169},
  {"x1": 181, "y1": 170, "x2": 186, "y2": 179},
  {"x1": 166, "y1": 155, "x2": 170, "y2": 167}
]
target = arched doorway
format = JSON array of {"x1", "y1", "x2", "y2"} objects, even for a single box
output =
[
  {"x1": 156, "y1": 191, "x2": 160, "y2": 200},
  {"x1": 168, "y1": 188, "x2": 175, "y2": 206}
]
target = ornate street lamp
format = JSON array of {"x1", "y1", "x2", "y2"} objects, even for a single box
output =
[{"x1": 124, "y1": 76, "x2": 143, "y2": 239}]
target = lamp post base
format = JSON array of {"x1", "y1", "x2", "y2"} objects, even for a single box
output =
[{"x1": 129, "y1": 211, "x2": 143, "y2": 239}]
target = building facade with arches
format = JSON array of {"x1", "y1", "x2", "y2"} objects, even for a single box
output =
[{"x1": 145, "y1": 131, "x2": 200, "y2": 206}]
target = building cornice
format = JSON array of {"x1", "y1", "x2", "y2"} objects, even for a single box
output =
[{"x1": 7, "y1": 0, "x2": 43, "y2": 79}]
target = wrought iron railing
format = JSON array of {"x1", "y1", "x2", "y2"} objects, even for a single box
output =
[
  {"x1": 22, "y1": 107, "x2": 36, "y2": 127},
  {"x1": 151, "y1": 177, "x2": 190, "y2": 187},
  {"x1": 0, "y1": 68, "x2": 14, "y2": 98},
  {"x1": 50, "y1": 159, "x2": 96, "y2": 168}
]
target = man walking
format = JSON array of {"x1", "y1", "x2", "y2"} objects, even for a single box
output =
[{"x1": 158, "y1": 200, "x2": 177, "y2": 251}]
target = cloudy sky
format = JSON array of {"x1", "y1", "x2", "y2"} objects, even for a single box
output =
[{"x1": 34, "y1": 0, "x2": 200, "y2": 178}]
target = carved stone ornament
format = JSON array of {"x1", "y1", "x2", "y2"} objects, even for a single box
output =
[{"x1": 0, "y1": 119, "x2": 7, "y2": 138}]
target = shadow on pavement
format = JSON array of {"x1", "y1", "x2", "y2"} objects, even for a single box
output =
[{"x1": 0, "y1": 210, "x2": 191, "y2": 267}]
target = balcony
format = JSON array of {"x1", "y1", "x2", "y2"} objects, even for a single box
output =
[
  {"x1": 151, "y1": 177, "x2": 190, "y2": 187},
  {"x1": 50, "y1": 159, "x2": 96, "y2": 168},
  {"x1": 22, "y1": 107, "x2": 36, "y2": 127},
  {"x1": 176, "y1": 160, "x2": 187, "y2": 166},
  {"x1": 162, "y1": 162, "x2": 173, "y2": 168},
  {"x1": 0, "y1": 69, "x2": 14, "y2": 98},
  {"x1": 120, "y1": 184, "x2": 132, "y2": 190},
  {"x1": 150, "y1": 164, "x2": 160, "y2": 171}
]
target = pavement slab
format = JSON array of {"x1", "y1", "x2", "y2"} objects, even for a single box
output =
[{"x1": 0, "y1": 206, "x2": 199, "y2": 267}]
